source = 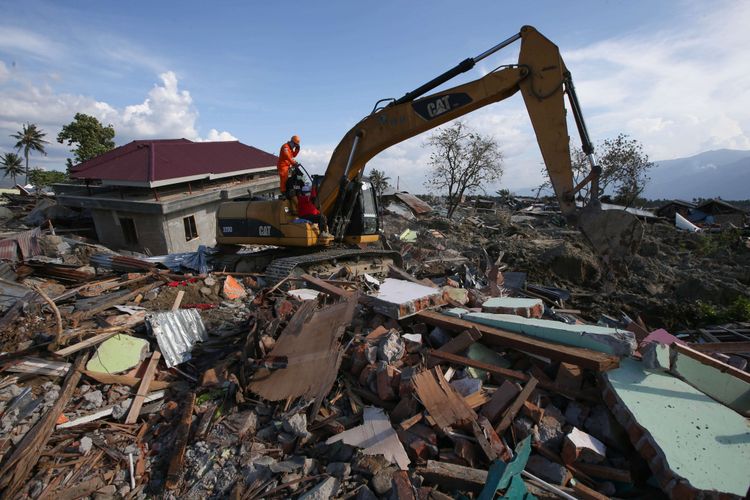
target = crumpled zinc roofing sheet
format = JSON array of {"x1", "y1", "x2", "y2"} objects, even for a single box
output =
[{"x1": 147, "y1": 309, "x2": 208, "y2": 368}]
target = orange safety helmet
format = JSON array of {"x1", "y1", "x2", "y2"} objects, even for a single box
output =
[{"x1": 291, "y1": 135, "x2": 300, "y2": 145}]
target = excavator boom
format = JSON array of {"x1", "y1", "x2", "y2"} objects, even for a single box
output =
[{"x1": 216, "y1": 25, "x2": 641, "y2": 264}]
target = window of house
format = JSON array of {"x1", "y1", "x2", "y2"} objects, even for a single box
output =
[
  {"x1": 184, "y1": 215, "x2": 199, "y2": 241},
  {"x1": 120, "y1": 218, "x2": 138, "y2": 245}
]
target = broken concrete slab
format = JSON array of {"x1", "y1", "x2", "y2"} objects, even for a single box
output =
[
  {"x1": 326, "y1": 406, "x2": 410, "y2": 470},
  {"x1": 85, "y1": 334, "x2": 150, "y2": 374},
  {"x1": 641, "y1": 342, "x2": 671, "y2": 371},
  {"x1": 602, "y1": 357, "x2": 750, "y2": 498},
  {"x1": 299, "y1": 476, "x2": 340, "y2": 500},
  {"x1": 670, "y1": 344, "x2": 750, "y2": 416},
  {"x1": 287, "y1": 288, "x2": 321, "y2": 301},
  {"x1": 365, "y1": 278, "x2": 445, "y2": 319},
  {"x1": 448, "y1": 309, "x2": 635, "y2": 356},
  {"x1": 481, "y1": 297, "x2": 544, "y2": 318},
  {"x1": 419, "y1": 310, "x2": 620, "y2": 372},
  {"x1": 561, "y1": 427, "x2": 606, "y2": 464}
]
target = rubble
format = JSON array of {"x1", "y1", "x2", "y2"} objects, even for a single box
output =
[{"x1": 0, "y1": 192, "x2": 747, "y2": 499}]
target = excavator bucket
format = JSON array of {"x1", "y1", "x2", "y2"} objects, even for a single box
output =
[{"x1": 577, "y1": 204, "x2": 643, "y2": 264}]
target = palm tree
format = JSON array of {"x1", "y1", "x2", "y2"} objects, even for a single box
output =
[
  {"x1": 11, "y1": 123, "x2": 48, "y2": 185},
  {"x1": 368, "y1": 168, "x2": 391, "y2": 198},
  {"x1": 0, "y1": 152, "x2": 24, "y2": 185}
]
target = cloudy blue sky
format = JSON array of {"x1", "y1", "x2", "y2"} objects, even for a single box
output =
[{"x1": 1, "y1": 0, "x2": 748, "y2": 193}]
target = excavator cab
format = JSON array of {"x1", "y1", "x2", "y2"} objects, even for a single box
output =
[{"x1": 343, "y1": 179, "x2": 380, "y2": 243}]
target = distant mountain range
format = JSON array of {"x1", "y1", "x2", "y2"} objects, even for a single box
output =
[{"x1": 643, "y1": 149, "x2": 750, "y2": 200}]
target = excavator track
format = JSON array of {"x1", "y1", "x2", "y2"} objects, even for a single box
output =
[{"x1": 264, "y1": 248, "x2": 402, "y2": 285}]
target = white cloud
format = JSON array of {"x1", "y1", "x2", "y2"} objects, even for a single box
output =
[
  {"x1": 0, "y1": 26, "x2": 64, "y2": 61},
  {"x1": 0, "y1": 60, "x2": 8, "y2": 83},
  {"x1": 119, "y1": 71, "x2": 198, "y2": 139},
  {"x1": 0, "y1": 70, "x2": 239, "y2": 169},
  {"x1": 201, "y1": 129, "x2": 239, "y2": 142}
]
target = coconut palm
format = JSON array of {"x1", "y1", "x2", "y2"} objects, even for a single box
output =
[
  {"x1": 368, "y1": 168, "x2": 391, "y2": 198},
  {"x1": 1, "y1": 152, "x2": 24, "y2": 185},
  {"x1": 11, "y1": 123, "x2": 49, "y2": 184}
]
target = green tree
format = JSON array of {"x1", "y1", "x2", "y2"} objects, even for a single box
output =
[
  {"x1": 28, "y1": 168, "x2": 68, "y2": 192},
  {"x1": 11, "y1": 123, "x2": 49, "y2": 185},
  {"x1": 537, "y1": 134, "x2": 653, "y2": 206},
  {"x1": 1, "y1": 152, "x2": 25, "y2": 185},
  {"x1": 599, "y1": 134, "x2": 654, "y2": 206},
  {"x1": 368, "y1": 168, "x2": 391, "y2": 198},
  {"x1": 424, "y1": 121, "x2": 503, "y2": 218},
  {"x1": 57, "y1": 113, "x2": 116, "y2": 171}
]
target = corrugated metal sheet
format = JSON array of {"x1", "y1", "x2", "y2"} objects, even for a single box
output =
[
  {"x1": 147, "y1": 309, "x2": 208, "y2": 368},
  {"x1": 0, "y1": 240, "x2": 17, "y2": 262},
  {"x1": 90, "y1": 254, "x2": 156, "y2": 273},
  {"x1": 0, "y1": 227, "x2": 42, "y2": 261},
  {"x1": 393, "y1": 192, "x2": 433, "y2": 215}
]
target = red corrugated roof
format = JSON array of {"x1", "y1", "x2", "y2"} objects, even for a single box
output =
[{"x1": 70, "y1": 139, "x2": 278, "y2": 185}]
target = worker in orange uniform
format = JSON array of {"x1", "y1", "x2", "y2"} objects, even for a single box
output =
[
  {"x1": 298, "y1": 184, "x2": 331, "y2": 237},
  {"x1": 277, "y1": 135, "x2": 301, "y2": 194}
]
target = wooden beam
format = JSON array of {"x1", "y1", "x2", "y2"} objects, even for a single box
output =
[
  {"x1": 53, "y1": 330, "x2": 120, "y2": 357},
  {"x1": 0, "y1": 353, "x2": 87, "y2": 497},
  {"x1": 495, "y1": 376, "x2": 537, "y2": 433},
  {"x1": 417, "y1": 310, "x2": 619, "y2": 372},
  {"x1": 428, "y1": 350, "x2": 599, "y2": 402},
  {"x1": 71, "y1": 281, "x2": 161, "y2": 324},
  {"x1": 688, "y1": 341, "x2": 750, "y2": 354},
  {"x1": 674, "y1": 343, "x2": 750, "y2": 384},
  {"x1": 417, "y1": 460, "x2": 487, "y2": 493},
  {"x1": 426, "y1": 327, "x2": 482, "y2": 368},
  {"x1": 166, "y1": 391, "x2": 195, "y2": 490},
  {"x1": 124, "y1": 351, "x2": 162, "y2": 424}
]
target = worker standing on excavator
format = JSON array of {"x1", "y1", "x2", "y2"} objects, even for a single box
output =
[{"x1": 277, "y1": 135, "x2": 301, "y2": 194}]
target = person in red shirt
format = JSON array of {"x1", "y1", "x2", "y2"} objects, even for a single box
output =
[
  {"x1": 277, "y1": 135, "x2": 300, "y2": 194},
  {"x1": 297, "y1": 184, "x2": 331, "y2": 237}
]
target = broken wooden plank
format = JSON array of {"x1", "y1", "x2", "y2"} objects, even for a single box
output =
[
  {"x1": 673, "y1": 342, "x2": 750, "y2": 384},
  {"x1": 124, "y1": 351, "x2": 162, "y2": 424},
  {"x1": 417, "y1": 460, "x2": 487, "y2": 493},
  {"x1": 0, "y1": 353, "x2": 87, "y2": 497},
  {"x1": 166, "y1": 391, "x2": 195, "y2": 490},
  {"x1": 480, "y1": 380, "x2": 520, "y2": 423},
  {"x1": 71, "y1": 281, "x2": 161, "y2": 324},
  {"x1": 57, "y1": 390, "x2": 165, "y2": 429},
  {"x1": 53, "y1": 330, "x2": 121, "y2": 357},
  {"x1": 6, "y1": 357, "x2": 70, "y2": 377},
  {"x1": 426, "y1": 328, "x2": 482, "y2": 368},
  {"x1": 417, "y1": 310, "x2": 620, "y2": 371},
  {"x1": 573, "y1": 462, "x2": 632, "y2": 483},
  {"x1": 412, "y1": 366, "x2": 476, "y2": 431},
  {"x1": 301, "y1": 273, "x2": 354, "y2": 300},
  {"x1": 495, "y1": 375, "x2": 538, "y2": 433},
  {"x1": 81, "y1": 370, "x2": 170, "y2": 390},
  {"x1": 387, "y1": 264, "x2": 437, "y2": 288},
  {"x1": 427, "y1": 349, "x2": 598, "y2": 402},
  {"x1": 688, "y1": 341, "x2": 750, "y2": 354},
  {"x1": 171, "y1": 290, "x2": 185, "y2": 311}
]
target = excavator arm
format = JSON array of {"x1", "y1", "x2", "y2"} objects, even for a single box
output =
[
  {"x1": 317, "y1": 25, "x2": 641, "y2": 261},
  {"x1": 320, "y1": 26, "x2": 594, "y2": 226},
  {"x1": 217, "y1": 25, "x2": 641, "y2": 262}
]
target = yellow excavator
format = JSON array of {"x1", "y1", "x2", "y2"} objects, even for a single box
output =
[{"x1": 216, "y1": 25, "x2": 641, "y2": 279}]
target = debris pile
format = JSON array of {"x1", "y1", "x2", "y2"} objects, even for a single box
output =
[{"x1": 0, "y1": 193, "x2": 748, "y2": 499}]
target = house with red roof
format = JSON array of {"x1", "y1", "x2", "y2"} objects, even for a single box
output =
[{"x1": 54, "y1": 139, "x2": 279, "y2": 254}]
